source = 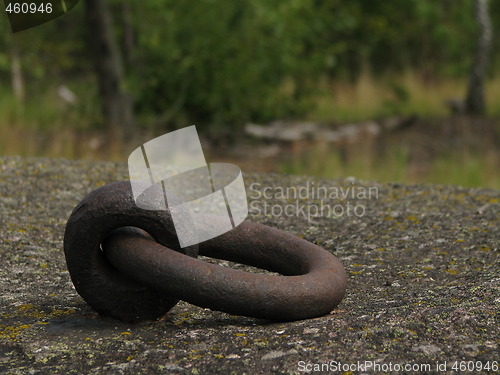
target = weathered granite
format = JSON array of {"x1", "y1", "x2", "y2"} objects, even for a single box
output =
[{"x1": 0, "y1": 156, "x2": 498, "y2": 374}]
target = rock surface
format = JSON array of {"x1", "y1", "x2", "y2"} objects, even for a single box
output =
[{"x1": 0, "y1": 156, "x2": 498, "y2": 374}]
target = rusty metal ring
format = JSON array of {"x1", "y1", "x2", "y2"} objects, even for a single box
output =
[
  {"x1": 64, "y1": 181, "x2": 347, "y2": 322},
  {"x1": 64, "y1": 181, "x2": 198, "y2": 322}
]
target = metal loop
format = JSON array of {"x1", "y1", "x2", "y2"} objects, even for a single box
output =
[
  {"x1": 63, "y1": 181, "x2": 198, "y2": 322},
  {"x1": 64, "y1": 181, "x2": 347, "y2": 322}
]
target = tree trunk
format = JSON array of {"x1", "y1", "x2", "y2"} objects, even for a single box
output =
[
  {"x1": 85, "y1": 0, "x2": 134, "y2": 137},
  {"x1": 10, "y1": 42, "x2": 25, "y2": 102},
  {"x1": 465, "y1": 0, "x2": 493, "y2": 115},
  {"x1": 121, "y1": 0, "x2": 135, "y2": 66}
]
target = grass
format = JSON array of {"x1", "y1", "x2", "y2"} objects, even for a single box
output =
[
  {"x1": 0, "y1": 73, "x2": 499, "y2": 189},
  {"x1": 279, "y1": 116, "x2": 500, "y2": 189},
  {"x1": 312, "y1": 71, "x2": 500, "y2": 123},
  {"x1": 0, "y1": 84, "x2": 129, "y2": 161},
  {"x1": 281, "y1": 143, "x2": 500, "y2": 189},
  {"x1": 287, "y1": 71, "x2": 500, "y2": 189},
  {"x1": 426, "y1": 148, "x2": 500, "y2": 188},
  {"x1": 282, "y1": 143, "x2": 409, "y2": 183}
]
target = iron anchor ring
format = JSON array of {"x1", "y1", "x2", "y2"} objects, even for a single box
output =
[{"x1": 64, "y1": 181, "x2": 347, "y2": 322}]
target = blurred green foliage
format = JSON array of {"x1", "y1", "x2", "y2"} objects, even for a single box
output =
[{"x1": 0, "y1": 0, "x2": 499, "y2": 131}]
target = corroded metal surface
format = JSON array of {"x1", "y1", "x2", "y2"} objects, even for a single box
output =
[
  {"x1": 63, "y1": 181, "x2": 198, "y2": 322},
  {"x1": 64, "y1": 181, "x2": 347, "y2": 322}
]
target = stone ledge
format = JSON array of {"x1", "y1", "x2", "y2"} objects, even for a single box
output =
[{"x1": 0, "y1": 157, "x2": 498, "y2": 374}]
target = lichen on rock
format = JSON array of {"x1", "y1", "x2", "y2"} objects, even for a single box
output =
[{"x1": 0, "y1": 156, "x2": 498, "y2": 374}]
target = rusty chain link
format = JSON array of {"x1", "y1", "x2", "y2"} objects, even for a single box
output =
[{"x1": 64, "y1": 181, "x2": 347, "y2": 322}]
